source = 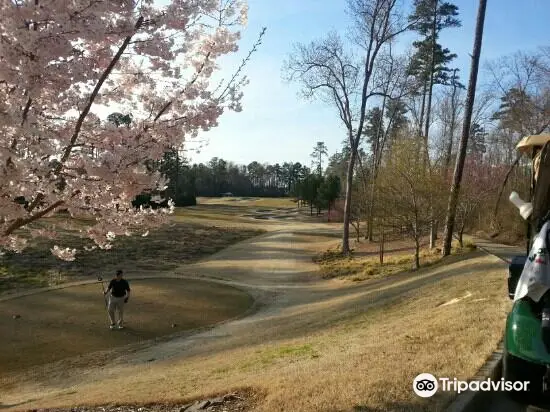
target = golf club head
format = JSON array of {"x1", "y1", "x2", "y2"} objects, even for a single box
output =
[{"x1": 98, "y1": 276, "x2": 103, "y2": 281}]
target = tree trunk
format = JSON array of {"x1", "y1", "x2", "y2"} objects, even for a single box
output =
[
  {"x1": 379, "y1": 227, "x2": 385, "y2": 264},
  {"x1": 413, "y1": 234, "x2": 420, "y2": 271},
  {"x1": 429, "y1": 214, "x2": 437, "y2": 249},
  {"x1": 354, "y1": 220, "x2": 361, "y2": 242},
  {"x1": 328, "y1": 202, "x2": 331, "y2": 222},
  {"x1": 458, "y1": 225, "x2": 464, "y2": 248},
  {"x1": 342, "y1": 148, "x2": 358, "y2": 255},
  {"x1": 175, "y1": 149, "x2": 180, "y2": 202},
  {"x1": 492, "y1": 154, "x2": 520, "y2": 222},
  {"x1": 367, "y1": 177, "x2": 376, "y2": 241},
  {"x1": 423, "y1": 0, "x2": 438, "y2": 168},
  {"x1": 444, "y1": 69, "x2": 460, "y2": 175},
  {"x1": 424, "y1": 3, "x2": 439, "y2": 245},
  {"x1": 418, "y1": 80, "x2": 428, "y2": 138},
  {"x1": 444, "y1": 127, "x2": 454, "y2": 176},
  {"x1": 367, "y1": 93, "x2": 388, "y2": 242},
  {"x1": 442, "y1": 0, "x2": 487, "y2": 256}
]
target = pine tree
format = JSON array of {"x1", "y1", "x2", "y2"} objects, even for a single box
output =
[
  {"x1": 364, "y1": 107, "x2": 385, "y2": 155},
  {"x1": 467, "y1": 123, "x2": 487, "y2": 158},
  {"x1": 491, "y1": 87, "x2": 538, "y2": 134},
  {"x1": 408, "y1": 0, "x2": 461, "y2": 162},
  {"x1": 310, "y1": 142, "x2": 329, "y2": 177},
  {"x1": 386, "y1": 99, "x2": 409, "y2": 142}
]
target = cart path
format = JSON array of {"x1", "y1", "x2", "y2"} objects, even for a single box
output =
[
  {"x1": 0, "y1": 228, "x2": 505, "y2": 409},
  {"x1": 471, "y1": 236, "x2": 527, "y2": 263}
]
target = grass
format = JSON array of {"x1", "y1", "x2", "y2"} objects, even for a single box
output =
[
  {"x1": 0, "y1": 278, "x2": 254, "y2": 375},
  {"x1": 0, "y1": 266, "x2": 67, "y2": 293},
  {"x1": 313, "y1": 240, "x2": 475, "y2": 281},
  {"x1": 0, "y1": 213, "x2": 508, "y2": 412},
  {"x1": 173, "y1": 203, "x2": 307, "y2": 228},
  {"x1": 173, "y1": 207, "x2": 260, "y2": 226},
  {"x1": 463, "y1": 239, "x2": 477, "y2": 250},
  {"x1": 1, "y1": 218, "x2": 264, "y2": 295},
  {"x1": 234, "y1": 344, "x2": 320, "y2": 372},
  {"x1": 474, "y1": 229, "x2": 526, "y2": 247},
  {"x1": 13, "y1": 254, "x2": 510, "y2": 412},
  {"x1": 185, "y1": 256, "x2": 511, "y2": 412},
  {"x1": 197, "y1": 197, "x2": 298, "y2": 208}
]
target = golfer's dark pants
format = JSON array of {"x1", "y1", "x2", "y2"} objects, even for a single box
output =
[{"x1": 108, "y1": 295, "x2": 125, "y2": 325}]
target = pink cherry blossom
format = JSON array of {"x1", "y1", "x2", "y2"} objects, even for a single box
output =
[
  {"x1": 51, "y1": 246, "x2": 77, "y2": 261},
  {"x1": 0, "y1": 0, "x2": 258, "y2": 260}
]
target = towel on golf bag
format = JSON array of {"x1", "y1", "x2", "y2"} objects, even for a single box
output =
[{"x1": 515, "y1": 221, "x2": 550, "y2": 302}]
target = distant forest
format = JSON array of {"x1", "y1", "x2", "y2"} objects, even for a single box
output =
[
  {"x1": 151, "y1": 149, "x2": 312, "y2": 205},
  {"x1": 107, "y1": 114, "x2": 340, "y2": 211}
]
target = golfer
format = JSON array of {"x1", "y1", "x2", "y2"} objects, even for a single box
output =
[{"x1": 104, "y1": 269, "x2": 131, "y2": 329}]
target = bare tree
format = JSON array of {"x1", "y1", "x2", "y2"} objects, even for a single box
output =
[
  {"x1": 487, "y1": 48, "x2": 550, "y2": 226},
  {"x1": 364, "y1": 50, "x2": 412, "y2": 241},
  {"x1": 284, "y1": 0, "x2": 413, "y2": 254},
  {"x1": 435, "y1": 70, "x2": 464, "y2": 173},
  {"x1": 378, "y1": 138, "x2": 439, "y2": 269},
  {"x1": 442, "y1": 0, "x2": 488, "y2": 256}
]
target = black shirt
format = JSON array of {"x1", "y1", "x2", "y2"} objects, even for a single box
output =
[{"x1": 108, "y1": 278, "x2": 130, "y2": 297}]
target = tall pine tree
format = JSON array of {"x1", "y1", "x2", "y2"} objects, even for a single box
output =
[{"x1": 408, "y1": 0, "x2": 461, "y2": 165}]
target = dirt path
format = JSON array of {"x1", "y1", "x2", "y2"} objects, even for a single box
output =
[{"x1": 0, "y1": 223, "x2": 502, "y2": 410}]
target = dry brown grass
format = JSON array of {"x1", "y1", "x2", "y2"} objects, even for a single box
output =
[
  {"x1": 1, "y1": 221, "x2": 263, "y2": 295},
  {"x1": 5, "y1": 254, "x2": 511, "y2": 412},
  {"x1": 0, "y1": 213, "x2": 509, "y2": 412},
  {"x1": 197, "y1": 197, "x2": 297, "y2": 208},
  {"x1": 474, "y1": 229, "x2": 525, "y2": 247},
  {"x1": 313, "y1": 241, "x2": 476, "y2": 282},
  {"x1": 160, "y1": 256, "x2": 510, "y2": 412},
  {"x1": 0, "y1": 278, "x2": 253, "y2": 376}
]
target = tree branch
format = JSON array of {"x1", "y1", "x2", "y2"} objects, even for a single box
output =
[
  {"x1": 4, "y1": 199, "x2": 65, "y2": 236},
  {"x1": 58, "y1": 16, "x2": 144, "y2": 167}
]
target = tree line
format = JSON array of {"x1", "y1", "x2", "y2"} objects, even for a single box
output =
[
  {"x1": 284, "y1": 0, "x2": 548, "y2": 268},
  {"x1": 128, "y1": 148, "x2": 311, "y2": 206},
  {"x1": 147, "y1": 144, "x2": 342, "y2": 218},
  {"x1": 133, "y1": 0, "x2": 547, "y2": 272}
]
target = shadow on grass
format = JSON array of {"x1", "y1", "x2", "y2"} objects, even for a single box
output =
[
  {"x1": 0, "y1": 399, "x2": 38, "y2": 410},
  {"x1": 351, "y1": 244, "x2": 430, "y2": 258}
]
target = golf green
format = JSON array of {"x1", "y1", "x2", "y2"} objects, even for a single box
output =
[{"x1": 0, "y1": 278, "x2": 253, "y2": 374}]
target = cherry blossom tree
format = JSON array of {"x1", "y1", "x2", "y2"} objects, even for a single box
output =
[{"x1": 0, "y1": 0, "x2": 261, "y2": 260}]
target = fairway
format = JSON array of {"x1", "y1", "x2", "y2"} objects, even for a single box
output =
[
  {"x1": 0, "y1": 278, "x2": 253, "y2": 375},
  {"x1": 196, "y1": 196, "x2": 297, "y2": 208}
]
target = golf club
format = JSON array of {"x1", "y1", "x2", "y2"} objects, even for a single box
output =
[{"x1": 98, "y1": 276, "x2": 108, "y2": 309}]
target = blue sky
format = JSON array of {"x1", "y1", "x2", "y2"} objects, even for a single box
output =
[{"x1": 185, "y1": 0, "x2": 550, "y2": 168}]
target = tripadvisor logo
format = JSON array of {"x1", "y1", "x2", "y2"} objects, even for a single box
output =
[
  {"x1": 413, "y1": 373, "x2": 530, "y2": 397},
  {"x1": 413, "y1": 373, "x2": 438, "y2": 398}
]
